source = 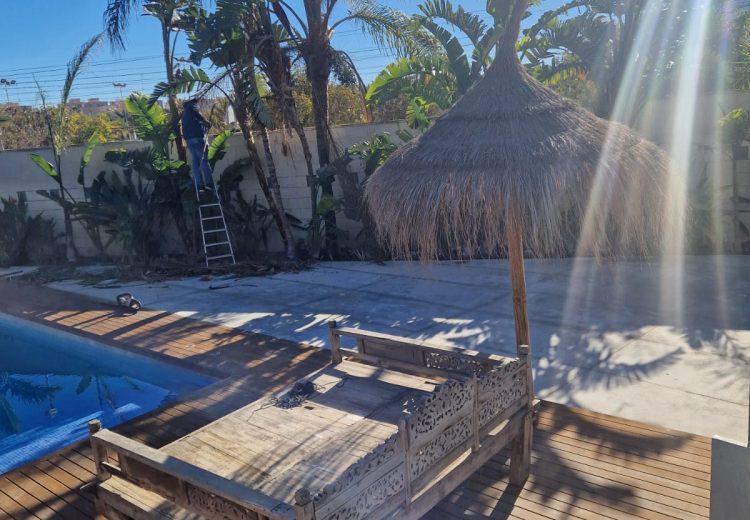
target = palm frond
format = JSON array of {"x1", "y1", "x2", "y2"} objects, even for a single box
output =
[
  {"x1": 418, "y1": 0, "x2": 488, "y2": 46},
  {"x1": 104, "y1": 0, "x2": 140, "y2": 48},
  {"x1": 5, "y1": 377, "x2": 60, "y2": 404},
  {"x1": 524, "y1": 0, "x2": 592, "y2": 39},
  {"x1": 335, "y1": 0, "x2": 436, "y2": 57},
  {"x1": 61, "y1": 34, "x2": 104, "y2": 127}
]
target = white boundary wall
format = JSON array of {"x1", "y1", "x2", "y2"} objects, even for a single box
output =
[{"x1": 0, "y1": 121, "x2": 409, "y2": 256}]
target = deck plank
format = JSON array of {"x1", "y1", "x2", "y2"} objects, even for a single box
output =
[{"x1": 0, "y1": 280, "x2": 711, "y2": 520}]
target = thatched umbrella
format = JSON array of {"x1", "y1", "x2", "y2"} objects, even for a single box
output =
[
  {"x1": 365, "y1": 0, "x2": 676, "y2": 482},
  {"x1": 366, "y1": 0, "x2": 674, "y2": 342}
]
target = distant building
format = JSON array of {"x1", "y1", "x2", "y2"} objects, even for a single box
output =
[
  {"x1": 68, "y1": 98, "x2": 125, "y2": 116},
  {"x1": 0, "y1": 102, "x2": 32, "y2": 110}
]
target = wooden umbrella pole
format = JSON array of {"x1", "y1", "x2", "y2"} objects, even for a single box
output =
[
  {"x1": 507, "y1": 205, "x2": 531, "y2": 353},
  {"x1": 507, "y1": 203, "x2": 534, "y2": 486}
]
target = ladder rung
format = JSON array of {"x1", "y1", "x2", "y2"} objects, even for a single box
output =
[
  {"x1": 205, "y1": 241, "x2": 230, "y2": 247},
  {"x1": 201, "y1": 216, "x2": 224, "y2": 221},
  {"x1": 199, "y1": 203, "x2": 221, "y2": 209},
  {"x1": 206, "y1": 254, "x2": 234, "y2": 261},
  {"x1": 203, "y1": 228, "x2": 227, "y2": 234}
]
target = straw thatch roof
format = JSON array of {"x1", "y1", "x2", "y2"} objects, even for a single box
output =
[{"x1": 365, "y1": 1, "x2": 676, "y2": 260}]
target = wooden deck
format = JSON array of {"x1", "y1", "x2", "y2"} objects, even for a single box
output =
[{"x1": 0, "y1": 280, "x2": 710, "y2": 520}]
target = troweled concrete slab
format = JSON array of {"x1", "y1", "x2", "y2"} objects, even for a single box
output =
[{"x1": 48, "y1": 255, "x2": 750, "y2": 441}]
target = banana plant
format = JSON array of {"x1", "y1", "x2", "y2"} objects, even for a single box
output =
[
  {"x1": 66, "y1": 92, "x2": 203, "y2": 262},
  {"x1": 366, "y1": 0, "x2": 524, "y2": 109}
]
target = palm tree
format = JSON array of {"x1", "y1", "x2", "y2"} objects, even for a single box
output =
[
  {"x1": 366, "y1": 0, "x2": 518, "y2": 110},
  {"x1": 270, "y1": 0, "x2": 417, "y2": 257},
  {"x1": 28, "y1": 34, "x2": 103, "y2": 262},
  {"x1": 103, "y1": 0, "x2": 201, "y2": 162}
]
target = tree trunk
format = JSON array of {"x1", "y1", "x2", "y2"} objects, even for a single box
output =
[
  {"x1": 282, "y1": 100, "x2": 320, "y2": 254},
  {"x1": 161, "y1": 24, "x2": 186, "y2": 163},
  {"x1": 260, "y1": 127, "x2": 297, "y2": 260},
  {"x1": 307, "y1": 48, "x2": 338, "y2": 258},
  {"x1": 236, "y1": 113, "x2": 292, "y2": 255}
]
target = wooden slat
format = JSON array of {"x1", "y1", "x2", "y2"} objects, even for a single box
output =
[{"x1": 93, "y1": 430, "x2": 293, "y2": 519}]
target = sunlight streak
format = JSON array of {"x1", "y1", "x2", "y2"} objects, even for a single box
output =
[{"x1": 565, "y1": 0, "x2": 719, "y2": 331}]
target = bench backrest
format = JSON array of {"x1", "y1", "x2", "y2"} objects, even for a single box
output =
[{"x1": 328, "y1": 321, "x2": 513, "y2": 379}]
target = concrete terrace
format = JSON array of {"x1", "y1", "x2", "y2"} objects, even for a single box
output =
[{"x1": 49, "y1": 255, "x2": 750, "y2": 442}]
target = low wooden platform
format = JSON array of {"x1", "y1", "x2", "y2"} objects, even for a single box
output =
[
  {"x1": 0, "y1": 280, "x2": 710, "y2": 519},
  {"x1": 159, "y1": 360, "x2": 438, "y2": 506}
]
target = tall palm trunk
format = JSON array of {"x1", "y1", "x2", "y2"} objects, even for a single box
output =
[
  {"x1": 307, "y1": 47, "x2": 338, "y2": 258},
  {"x1": 259, "y1": 127, "x2": 297, "y2": 259},
  {"x1": 160, "y1": 23, "x2": 186, "y2": 163},
  {"x1": 267, "y1": 63, "x2": 318, "y2": 251}
]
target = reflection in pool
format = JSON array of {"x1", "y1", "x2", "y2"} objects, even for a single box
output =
[{"x1": 0, "y1": 313, "x2": 213, "y2": 474}]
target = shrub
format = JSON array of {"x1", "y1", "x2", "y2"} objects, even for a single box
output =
[{"x1": 0, "y1": 197, "x2": 61, "y2": 266}]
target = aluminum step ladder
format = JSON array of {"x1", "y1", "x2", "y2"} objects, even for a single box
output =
[{"x1": 197, "y1": 189, "x2": 236, "y2": 267}]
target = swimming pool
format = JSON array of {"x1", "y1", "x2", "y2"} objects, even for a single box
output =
[{"x1": 0, "y1": 313, "x2": 214, "y2": 474}]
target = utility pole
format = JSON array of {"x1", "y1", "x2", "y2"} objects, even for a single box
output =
[{"x1": 113, "y1": 82, "x2": 133, "y2": 140}]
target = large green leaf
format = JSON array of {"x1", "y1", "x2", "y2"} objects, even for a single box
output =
[
  {"x1": 366, "y1": 57, "x2": 455, "y2": 109},
  {"x1": 208, "y1": 129, "x2": 232, "y2": 168},
  {"x1": 125, "y1": 94, "x2": 166, "y2": 139},
  {"x1": 29, "y1": 154, "x2": 58, "y2": 178},
  {"x1": 78, "y1": 130, "x2": 101, "y2": 185}
]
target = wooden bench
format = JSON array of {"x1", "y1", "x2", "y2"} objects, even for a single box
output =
[{"x1": 90, "y1": 322, "x2": 535, "y2": 520}]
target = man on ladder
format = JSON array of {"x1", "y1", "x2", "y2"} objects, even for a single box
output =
[
  {"x1": 178, "y1": 97, "x2": 236, "y2": 266},
  {"x1": 182, "y1": 98, "x2": 213, "y2": 195}
]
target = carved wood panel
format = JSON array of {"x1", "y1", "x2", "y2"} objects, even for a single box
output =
[
  {"x1": 478, "y1": 364, "x2": 526, "y2": 428},
  {"x1": 314, "y1": 433, "x2": 400, "y2": 504},
  {"x1": 422, "y1": 350, "x2": 494, "y2": 375},
  {"x1": 323, "y1": 466, "x2": 405, "y2": 520},
  {"x1": 409, "y1": 415, "x2": 473, "y2": 480},
  {"x1": 185, "y1": 482, "x2": 260, "y2": 520},
  {"x1": 408, "y1": 379, "x2": 474, "y2": 445}
]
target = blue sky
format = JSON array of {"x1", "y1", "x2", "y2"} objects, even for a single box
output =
[{"x1": 0, "y1": 1, "x2": 552, "y2": 106}]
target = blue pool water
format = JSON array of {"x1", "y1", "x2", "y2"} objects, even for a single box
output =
[{"x1": 0, "y1": 313, "x2": 214, "y2": 474}]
